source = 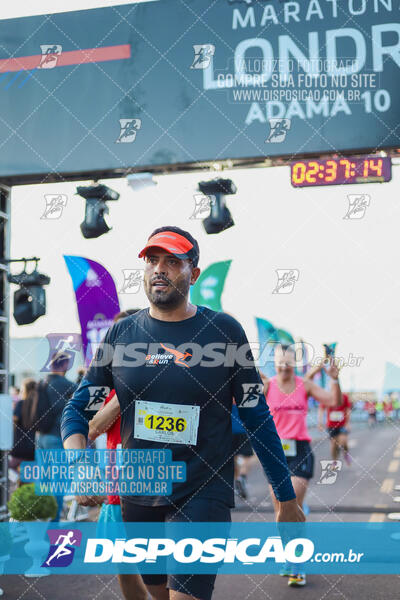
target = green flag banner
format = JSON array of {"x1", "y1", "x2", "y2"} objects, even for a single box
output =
[
  {"x1": 276, "y1": 328, "x2": 295, "y2": 345},
  {"x1": 190, "y1": 260, "x2": 231, "y2": 311}
]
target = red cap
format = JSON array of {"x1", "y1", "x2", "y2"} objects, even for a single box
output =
[{"x1": 138, "y1": 231, "x2": 197, "y2": 263}]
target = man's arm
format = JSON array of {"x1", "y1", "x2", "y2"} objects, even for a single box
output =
[
  {"x1": 259, "y1": 372, "x2": 269, "y2": 396},
  {"x1": 60, "y1": 330, "x2": 115, "y2": 506},
  {"x1": 63, "y1": 433, "x2": 86, "y2": 450},
  {"x1": 231, "y1": 325, "x2": 304, "y2": 522},
  {"x1": 61, "y1": 378, "x2": 109, "y2": 444},
  {"x1": 61, "y1": 381, "x2": 110, "y2": 507},
  {"x1": 237, "y1": 398, "x2": 304, "y2": 521},
  {"x1": 61, "y1": 328, "x2": 114, "y2": 444},
  {"x1": 88, "y1": 393, "x2": 120, "y2": 441}
]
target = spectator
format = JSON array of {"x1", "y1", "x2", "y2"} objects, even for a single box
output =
[
  {"x1": 76, "y1": 366, "x2": 86, "y2": 386},
  {"x1": 366, "y1": 400, "x2": 377, "y2": 427},
  {"x1": 10, "y1": 386, "x2": 21, "y2": 409},
  {"x1": 36, "y1": 351, "x2": 77, "y2": 520},
  {"x1": 9, "y1": 378, "x2": 36, "y2": 482}
]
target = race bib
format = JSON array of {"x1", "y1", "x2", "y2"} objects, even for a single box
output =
[
  {"x1": 330, "y1": 411, "x2": 344, "y2": 422},
  {"x1": 134, "y1": 400, "x2": 200, "y2": 445},
  {"x1": 281, "y1": 439, "x2": 297, "y2": 457}
]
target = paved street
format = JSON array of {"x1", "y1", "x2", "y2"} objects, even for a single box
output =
[{"x1": 2, "y1": 421, "x2": 400, "y2": 599}]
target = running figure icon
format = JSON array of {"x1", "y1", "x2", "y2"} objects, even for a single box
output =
[{"x1": 45, "y1": 531, "x2": 77, "y2": 566}]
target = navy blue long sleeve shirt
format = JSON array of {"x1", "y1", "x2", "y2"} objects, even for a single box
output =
[{"x1": 61, "y1": 307, "x2": 295, "y2": 506}]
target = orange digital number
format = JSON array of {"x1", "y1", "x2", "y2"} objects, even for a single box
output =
[
  {"x1": 305, "y1": 161, "x2": 319, "y2": 183},
  {"x1": 292, "y1": 162, "x2": 306, "y2": 185},
  {"x1": 339, "y1": 159, "x2": 351, "y2": 178},
  {"x1": 369, "y1": 159, "x2": 383, "y2": 176},
  {"x1": 325, "y1": 160, "x2": 338, "y2": 182}
]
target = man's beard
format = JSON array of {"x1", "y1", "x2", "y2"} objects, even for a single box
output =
[{"x1": 145, "y1": 276, "x2": 191, "y2": 308}]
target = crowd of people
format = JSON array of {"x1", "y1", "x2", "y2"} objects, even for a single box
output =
[
  {"x1": 7, "y1": 225, "x2": 400, "y2": 599},
  {"x1": 9, "y1": 353, "x2": 78, "y2": 520}
]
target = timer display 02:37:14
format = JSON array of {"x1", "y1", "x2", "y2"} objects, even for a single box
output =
[{"x1": 290, "y1": 156, "x2": 392, "y2": 187}]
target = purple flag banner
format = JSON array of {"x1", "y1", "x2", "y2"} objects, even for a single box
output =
[{"x1": 63, "y1": 256, "x2": 120, "y2": 365}]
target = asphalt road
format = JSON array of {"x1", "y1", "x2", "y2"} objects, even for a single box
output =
[{"x1": 2, "y1": 421, "x2": 400, "y2": 599}]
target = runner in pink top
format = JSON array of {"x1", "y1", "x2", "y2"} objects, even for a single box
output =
[
  {"x1": 266, "y1": 375, "x2": 311, "y2": 442},
  {"x1": 260, "y1": 345, "x2": 341, "y2": 587},
  {"x1": 261, "y1": 345, "x2": 341, "y2": 508}
]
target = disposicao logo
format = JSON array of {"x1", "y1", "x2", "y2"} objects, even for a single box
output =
[
  {"x1": 42, "y1": 529, "x2": 82, "y2": 567},
  {"x1": 83, "y1": 536, "x2": 314, "y2": 565}
]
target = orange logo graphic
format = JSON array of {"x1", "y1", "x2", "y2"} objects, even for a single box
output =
[{"x1": 160, "y1": 343, "x2": 192, "y2": 368}]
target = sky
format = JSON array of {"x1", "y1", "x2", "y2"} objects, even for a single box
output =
[{"x1": 3, "y1": 1, "x2": 400, "y2": 393}]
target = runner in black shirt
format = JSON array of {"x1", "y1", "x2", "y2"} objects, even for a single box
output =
[{"x1": 62, "y1": 226, "x2": 304, "y2": 600}]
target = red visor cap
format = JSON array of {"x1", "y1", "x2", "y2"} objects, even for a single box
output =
[{"x1": 138, "y1": 231, "x2": 197, "y2": 264}]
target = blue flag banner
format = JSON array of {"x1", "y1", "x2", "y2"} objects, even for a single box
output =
[{"x1": 255, "y1": 317, "x2": 278, "y2": 377}]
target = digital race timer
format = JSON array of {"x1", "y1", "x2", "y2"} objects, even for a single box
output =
[{"x1": 290, "y1": 156, "x2": 392, "y2": 188}]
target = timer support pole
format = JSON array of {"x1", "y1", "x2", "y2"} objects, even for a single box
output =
[{"x1": 0, "y1": 184, "x2": 10, "y2": 522}]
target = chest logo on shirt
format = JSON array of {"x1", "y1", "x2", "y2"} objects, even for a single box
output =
[
  {"x1": 84, "y1": 386, "x2": 111, "y2": 411},
  {"x1": 145, "y1": 343, "x2": 192, "y2": 368},
  {"x1": 239, "y1": 383, "x2": 263, "y2": 408}
]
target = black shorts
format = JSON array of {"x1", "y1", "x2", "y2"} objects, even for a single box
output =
[
  {"x1": 327, "y1": 426, "x2": 348, "y2": 438},
  {"x1": 231, "y1": 433, "x2": 254, "y2": 457},
  {"x1": 121, "y1": 495, "x2": 231, "y2": 600},
  {"x1": 285, "y1": 440, "x2": 314, "y2": 480}
]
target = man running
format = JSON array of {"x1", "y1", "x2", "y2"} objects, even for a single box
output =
[
  {"x1": 318, "y1": 391, "x2": 352, "y2": 465},
  {"x1": 87, "y1": 309, "x2": 148, "y2": 600},
  {"x1": 260, "y1": 345, "x2": 341, "y2": 587},
  {"x1": 62, "y1": 226, "x2": 304, "y2": 600}
]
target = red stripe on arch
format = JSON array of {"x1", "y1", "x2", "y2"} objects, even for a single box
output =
[{"x1": 0, "y1": 44, "x2": 131, "y2": 73}]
